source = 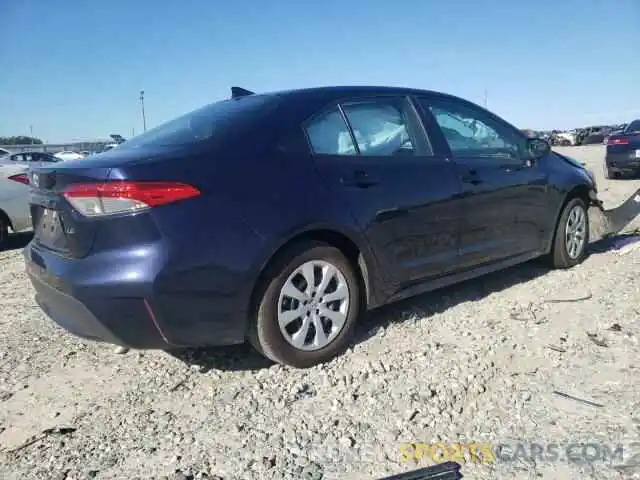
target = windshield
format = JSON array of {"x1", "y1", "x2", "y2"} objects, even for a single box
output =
[
  {"x1": 625, "y1": 120, "x2": 640, "y2": 133},
  {"x1": 120, "y1": 94, "x2": 279, "y2": 149}
]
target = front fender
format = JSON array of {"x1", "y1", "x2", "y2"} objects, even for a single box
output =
[{"x1": 543, "y1": 153, "x2": 598, "y2": 251}]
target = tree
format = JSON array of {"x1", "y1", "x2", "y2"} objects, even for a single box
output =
[{"x1": 0, "y1": 136, "x2": 43, "y2": 145}]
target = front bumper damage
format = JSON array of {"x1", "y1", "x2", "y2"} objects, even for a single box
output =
[{"x1": 588, "y1": 187, "x2": 640, "y2": 242}]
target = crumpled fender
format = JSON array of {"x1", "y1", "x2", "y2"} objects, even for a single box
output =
[{"x1": 589, "y1": 187, "x2": 640, "y2": 242}]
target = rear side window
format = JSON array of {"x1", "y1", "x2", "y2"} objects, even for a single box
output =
[
  {"x1": 305, "y1": 107, "x2": 357, "y2": 155},
  {"x1": 341, "y1": 100, "x2": 419, "y2": 156},
  {"x1": 305, "y1": 97, "x2": 431, "y2": 157},
  {"x1": 119, "y1": 94, "x2": 280, "y2": 149}
]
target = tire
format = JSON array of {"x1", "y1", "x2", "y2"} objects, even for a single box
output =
[
  {"x1": 550, "y1": 197, "x2": 589, "y2": 269},
  {"x1": 0, "y1": 217, "x2": 8, "y2": 251},
  {"x1": 248, "y1": 241, "x2": 361, "y2": 368}
]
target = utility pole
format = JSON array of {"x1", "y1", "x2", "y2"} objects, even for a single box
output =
[
  {"x1": 483, "y1": 87, "x2": 488, "y2": 108},
  {"x1": 139, "y1": 90, "x2": 147, "y2": 133},
  {"x1": 29, "y1": 125, "x2": 34, "y2": 144}
]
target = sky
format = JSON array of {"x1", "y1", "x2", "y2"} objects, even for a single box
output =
[{"x1": 1, "y1": 0, "x2": 638, "y2": 142}]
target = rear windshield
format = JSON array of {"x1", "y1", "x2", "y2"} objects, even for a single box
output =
[
  {"x1": 119, "y1": 94, "x2": 279, "y2": 149},
  {"x1": 625, "y1": 120, "x2": 640, "y2": 133}
]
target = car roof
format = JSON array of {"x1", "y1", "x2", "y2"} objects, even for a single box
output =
[
  {"x1": 267, "y1": 85, "x2": 457, "y2": 102},
  {"x1": 235, "y1": 85, "x2": 472, "y2": 122}
]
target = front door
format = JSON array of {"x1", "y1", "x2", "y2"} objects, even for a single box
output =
[
  {"x1": 305, "y1": 96, "x2": 464, "y2": 290},
  {"x1": 415, "y1": 96, "x2": 549, "y2": 270}
]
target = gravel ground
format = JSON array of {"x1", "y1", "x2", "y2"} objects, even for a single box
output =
[{"x1": 1, "y1": 146, "x2": 640, "y2": 480}]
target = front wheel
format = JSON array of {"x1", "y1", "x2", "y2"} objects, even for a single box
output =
[
  {"x1": 550, "y1": 197, "x2": 589, "y2": 268},
  {"x1": 0, "y1": 217, "x2": 8, "y2": 251},
  {"x1": 248, "y1": 241, "x2": 361, "y2": 368}
]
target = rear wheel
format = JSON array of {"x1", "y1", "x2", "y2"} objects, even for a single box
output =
[
  {"x1": 248, "y1": 241, "x2": 361, "y2": 368},
  {"x1": 550, "y1": 197, "x2": 589, "y2": 268}
]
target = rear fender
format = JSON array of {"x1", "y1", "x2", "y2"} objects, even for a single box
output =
[{"x1": 248, "y1": 222, "x2": 388, "y2": 311}]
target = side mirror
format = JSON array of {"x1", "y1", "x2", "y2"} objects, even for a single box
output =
[{"x1": 527, "y1": 137, "x2": 551, "y2": 158}]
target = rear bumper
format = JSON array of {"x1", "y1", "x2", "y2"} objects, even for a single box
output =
[
  {"x1": 30, "y1": 269, "x2": 139, "y2": 346},
  {"x1": 606, "y1": 152, "x2": 640, "y2": 171},
  {"x1": 24, "y1": 241, "x2": 254, "y2": 349}
]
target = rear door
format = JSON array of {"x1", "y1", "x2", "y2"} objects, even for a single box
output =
[
  {"x1": 306, "y1": 95, "x2": 463, "y2": 289},
  {"x1": 415, "y1": 95, "x2": 549, "y2": 270}
]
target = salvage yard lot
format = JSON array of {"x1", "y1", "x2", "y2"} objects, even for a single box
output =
[{"x1": 1, "y1": 146, "x2": 639, "y2": 479}]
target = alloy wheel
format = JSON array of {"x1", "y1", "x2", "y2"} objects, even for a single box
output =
[
  {"x1": 565, "y1": 204, "x2": 586, "y2": 259},
  {"x1": 277, "y1": 260, "x2": 350, "y2": 351}
]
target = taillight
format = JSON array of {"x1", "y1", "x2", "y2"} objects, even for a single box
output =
[
  {"x1": 63, "y1": 181, "x2": 200, "y2": 217},
  {"x1": 609, "y1": 137, "x2": 630, "y2": 145},
  {"x1": 8, "y1": 173, "x2": 29, "y2": 185}
]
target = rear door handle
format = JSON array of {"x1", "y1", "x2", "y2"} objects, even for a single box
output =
[
  {"x1": 461, "y1": 170, "x2": 483, "y2": 185},
  {"x1": 341, "y1": 170, "x2": 380, "y2": 188}
]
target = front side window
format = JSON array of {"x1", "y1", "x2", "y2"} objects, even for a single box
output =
[
  {"x1": 305, "y1": 107, "x2": 357, "y2": 155},
  {"x1": 340, "y1": 99, "x2": 420, "y2": 156},
  {"x1": 421, "y1": 98, "x2": 523, "y2": 161}
]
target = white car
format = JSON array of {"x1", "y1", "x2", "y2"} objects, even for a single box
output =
[
  {"x1": 0, "y1": 163, "x2": 32, "y2": 249},
  {"x1": 0, "y1": 151, "x2": 61, "y2": 168},
  {"x1": 555, "y1": 132, "x2": 578, "y2": 146},
  {"x1": 54, "y1": 151, "x2": 85, "y2": 161}
]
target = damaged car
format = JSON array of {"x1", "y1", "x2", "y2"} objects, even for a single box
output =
[{"x1": 25, "y1": 85, "x2": 600, "y2": 367}]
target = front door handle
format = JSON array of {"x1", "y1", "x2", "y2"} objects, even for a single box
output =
[
  {"x1": 461, "y1": 170, "x2": 483, "y2": 185},
  {"x1": 341, "y1": 170, "x2": 380, "y2": 188}
]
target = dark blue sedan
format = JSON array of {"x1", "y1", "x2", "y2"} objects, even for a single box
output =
[
  {"x1": 24, "y1": 85, "x2": 599, "y2": 367},
  {"x1": 604, "y1": 119, "x2": 640, "y2": 178}
]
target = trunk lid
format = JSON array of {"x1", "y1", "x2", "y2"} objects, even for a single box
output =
[{"x1": 28, "y1": 145, "x2": 195, "y2": 258}]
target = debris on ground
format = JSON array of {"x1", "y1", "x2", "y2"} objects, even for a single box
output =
[
  {"x1": 4, "y1": 426, "x2": 77, "y2": 454},
  {"x1": 546, "y1": 344, "x2": 567, "y2": 353},
  {"x1": 509, "y1": 302, "x2": 543, "y2": 323},
  {"x1": 587, "y1": 332, "x2": 608, "y2": 348},
  {"x1": 552, "y1": 391, "x2": 604, "y2": 408},
  {"x1": 544, "y1": 292, "x2": 593, "y2": 303}
]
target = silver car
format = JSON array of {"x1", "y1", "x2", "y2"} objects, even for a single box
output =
[
  {"x1": 0, "y1": 151, "x2": 61, "y2": 168},
  {"x1": 0, "y1": 163, "x2": 32, "y2": 249}
]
